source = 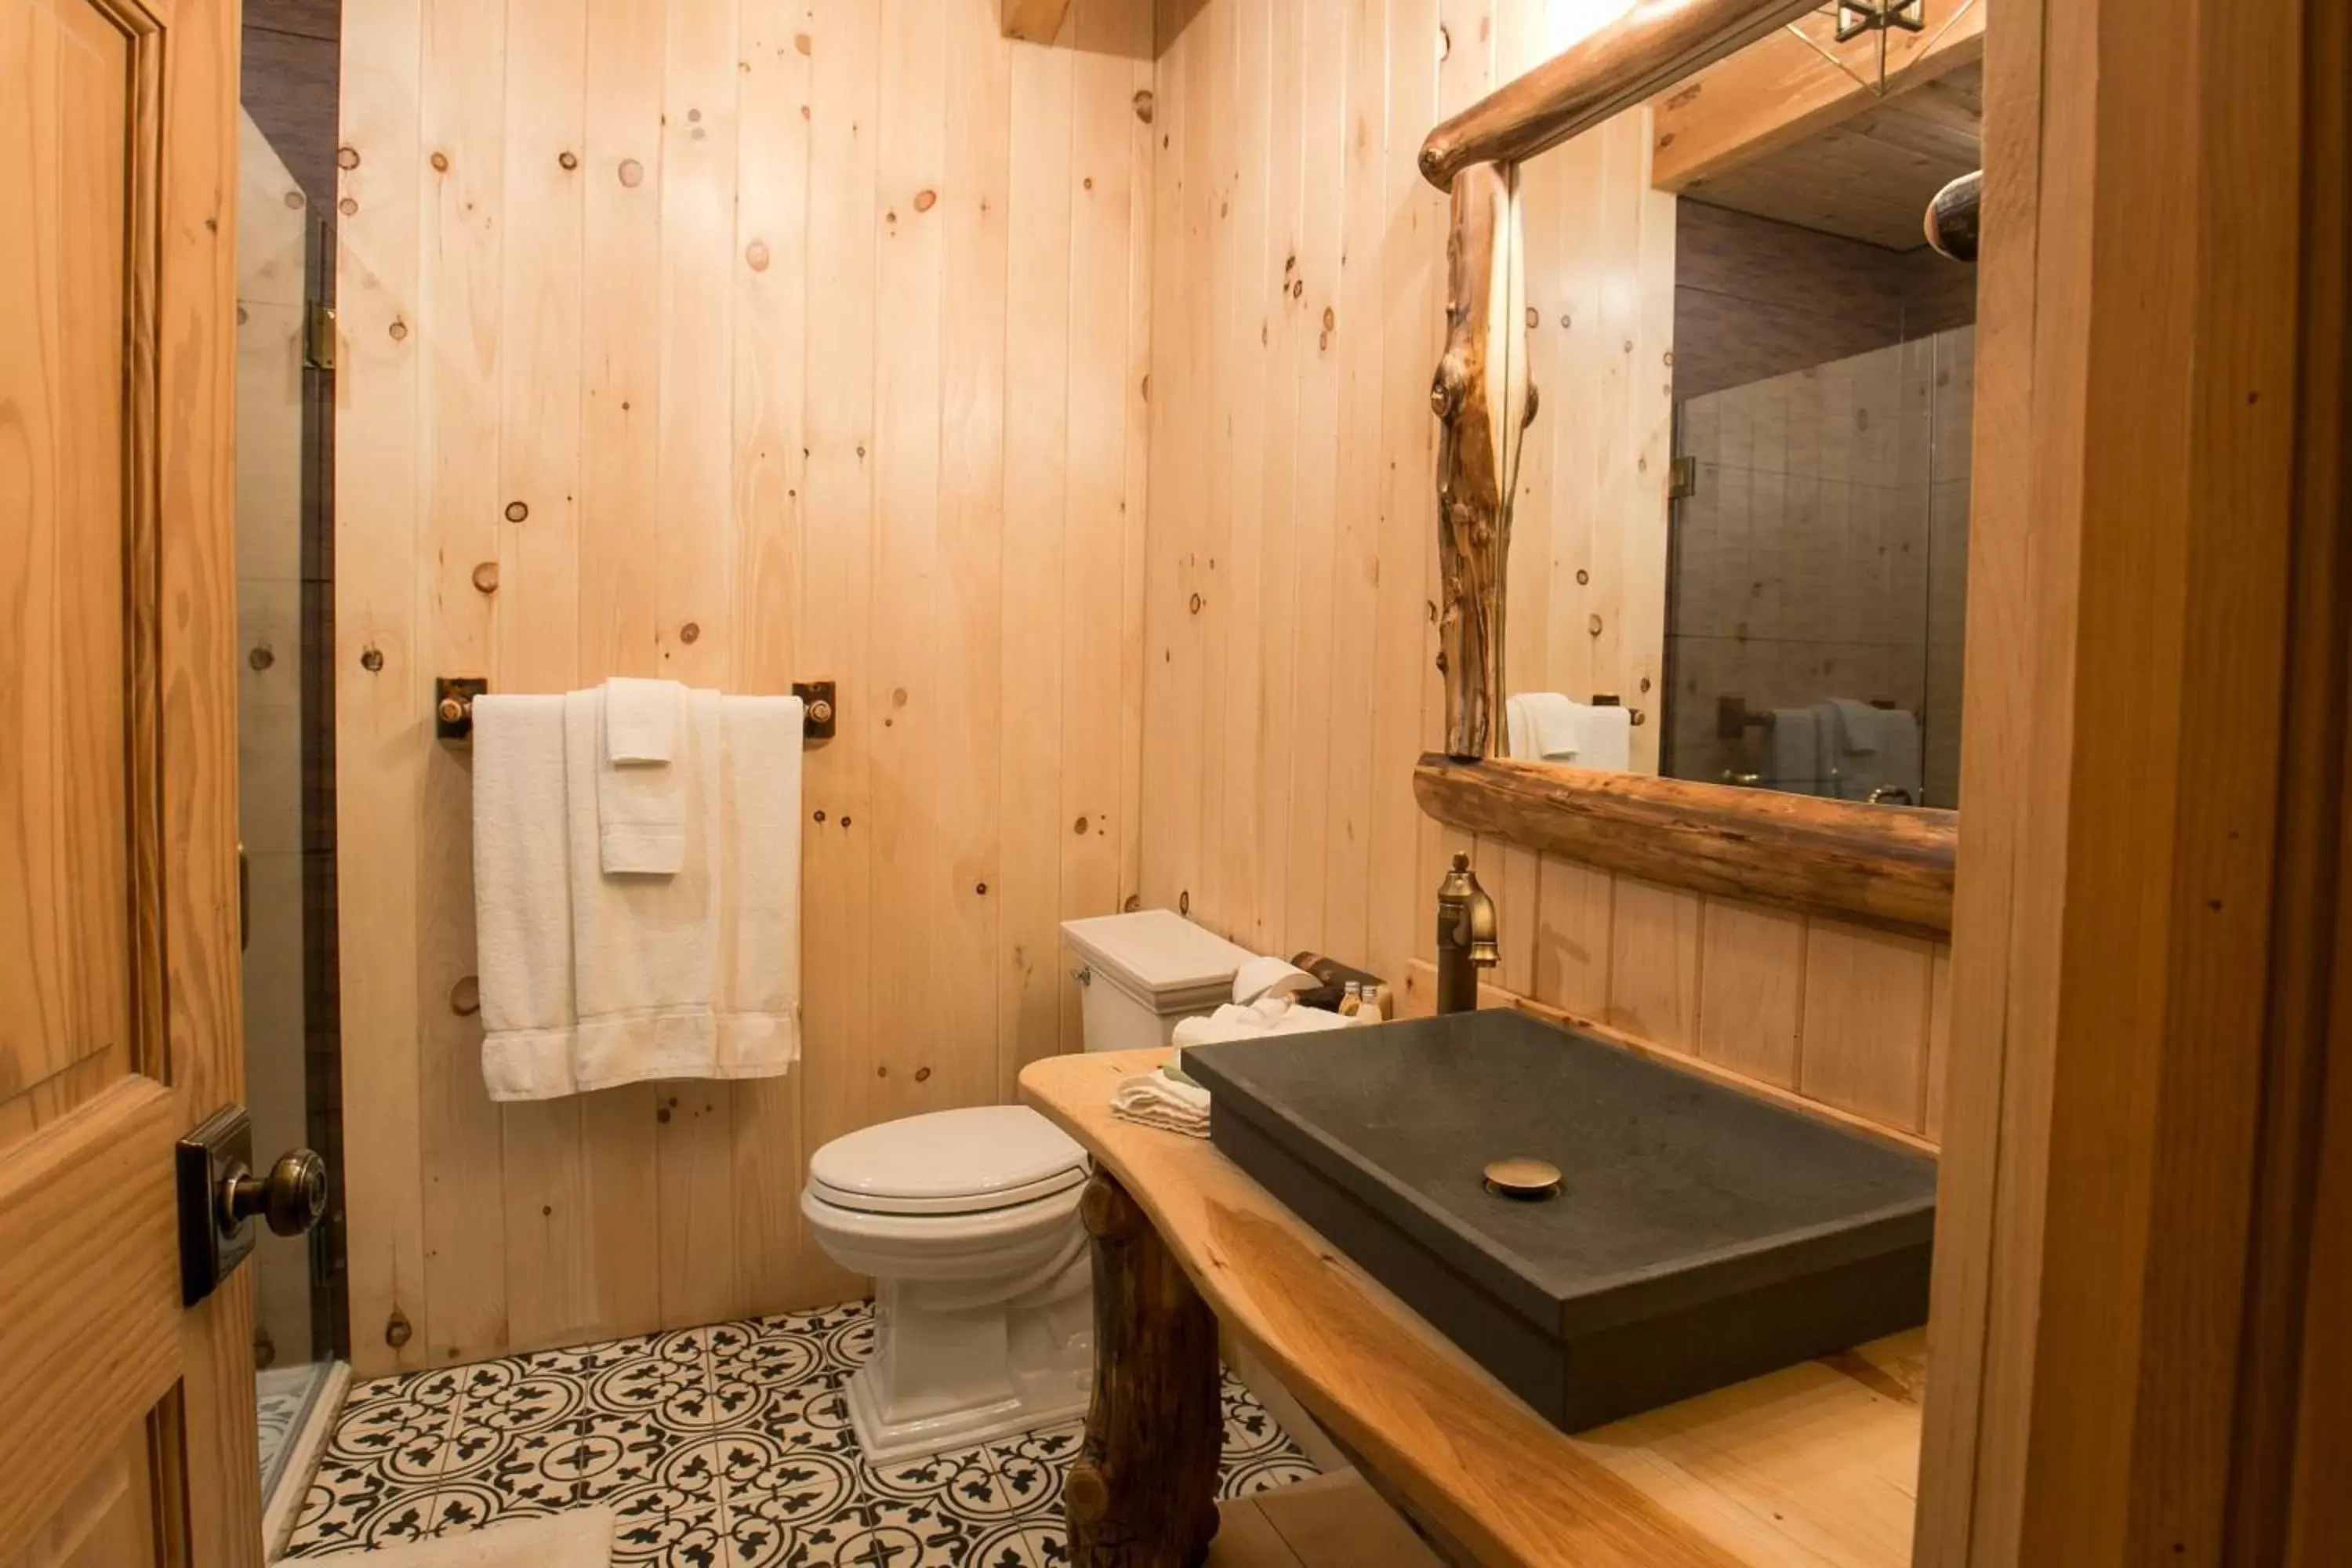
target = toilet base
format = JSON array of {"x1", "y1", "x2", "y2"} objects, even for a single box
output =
[{"x1": 842, "y1": 1356, "x2": 1091, "y2": 1465}]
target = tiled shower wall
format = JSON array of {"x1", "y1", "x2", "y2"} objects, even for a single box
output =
[{"x1": 1665, "y1": 326, "x2": 1973, "y2": 808}]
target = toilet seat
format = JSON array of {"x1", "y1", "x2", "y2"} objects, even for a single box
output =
[{"x1": 807, "y1": 1105, "x2": 1088, "y2": 1218}]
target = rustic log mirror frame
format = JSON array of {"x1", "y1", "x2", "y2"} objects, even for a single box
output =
[{"x1": 1413, "y1": 0, "x2": 1962, "y2": 938}]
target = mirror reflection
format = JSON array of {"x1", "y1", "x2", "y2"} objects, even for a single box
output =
[{"x1": 1504, "y1": 38, "x2": 1980, "y2": 810}]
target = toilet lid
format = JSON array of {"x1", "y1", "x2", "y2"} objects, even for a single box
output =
[{"x1": 808, "y1": 1105, "x2": 1091, "y2": 1217}]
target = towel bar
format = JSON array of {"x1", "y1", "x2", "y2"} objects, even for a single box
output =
[{"x1": 434, "y1": 676, "x2": 838, "y2": 746}]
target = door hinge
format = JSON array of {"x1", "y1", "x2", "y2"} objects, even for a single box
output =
[
  {"x1": 305, "y1": 299, "x2": 337, "y2": 371},
  {"x1": 1668, "y1": 455, "x2": 1698, "y2": 501}
]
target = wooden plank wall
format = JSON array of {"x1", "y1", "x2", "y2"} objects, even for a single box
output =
[
  {"x1": 335, "y1": 0, "x2": 1154, "y2": 1375},
  {"x1": 1139, "y1": 0, "x2": 1947, "y2": 1151},
  {"x1": 1406, "y1": 851, "x2": 1951, "y2": 1145},
  {"x1": 1138, "y1": 0, "x2": 1675, "y2": 992},
  {"x1": 1141, "y1": 0, "x2": 1669, "y2": 995}
]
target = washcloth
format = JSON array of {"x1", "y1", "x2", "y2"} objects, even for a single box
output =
[
  {"x1": 1112, "y1": 1069, "x2": 1212, "y2": 1138},
  {"x1": 565, "y1": 687, "x2": 721, "y2": 1091},
  {"x1": 472, "y1": 695, "x2": 579, "y2": 1101},
  {"x1": 598, "y1": 683, "x2": 687, "y2": 875},
  {"x1": 713, "y1": 695, "x2": 804, "y2": 1078},
  {"x1": 604, "y1": 677, "x2": 683, "y2": 763}
]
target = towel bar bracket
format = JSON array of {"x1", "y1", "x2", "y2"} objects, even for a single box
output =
[
  {"x1": 436, "y1": 676, "x2": 488, "y2": 745},
  {"x1": 793, "y1": 681, "x2": 837, "y2": 742}
]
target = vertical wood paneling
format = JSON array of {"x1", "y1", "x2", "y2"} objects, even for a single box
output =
[
  {"x1": 795, "y1": 0, "x2": 882, "y2": 1265},
  {"x1": 1799, "y1": 916, "x2": 1933, "y2": 1133},
  {"x1": 336, "y1": 0, "x2": 430, "y2": 1370},
  {"x1": 728, "y1": 0, "x2": 817, "y2": 1312},
  {"x1": 1000, "y1": 13, "x2": 1074, "y2": 1086},
  {"x1": 1606, "y1": 875, "x2": 1702, "y2": 1052},
  {"x1": 1695, "y1": 896, "x2": 1804, "y2": 1088},
  {"x1": 869, "y1": 0, "x2": 947, "y2": 1134},
  {"x1": 495, "y1": 0, "x2": 593, "y2": 1351},
  {"x1": 1530, "y1": 853, "x2": 1611, "y2": 1016},
  {"x1": 575, "y1": 0, "x2": 667, "y2": 1345},
  {"x1": 414, "y1": 0, "x2": 511, "y2": 1363},
  {"x1": 936, "y1": 0, "x2": 1012, "y2": 1115},
  {"x1": 339, "y1": 0, "x2": 1158, "y2": 1373}
]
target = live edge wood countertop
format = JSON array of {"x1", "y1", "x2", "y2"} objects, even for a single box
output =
[{"x1": 1020, "y1": 1049, "x2": 1926, "y2": 1567}]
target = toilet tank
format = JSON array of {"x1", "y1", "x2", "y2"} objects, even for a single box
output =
[{"x1": 1059, "y1": 910, "x2": 1255, "y2": 1052}]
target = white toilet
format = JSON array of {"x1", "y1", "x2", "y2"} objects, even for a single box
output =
[{"x1": 800, "y1": 909, "x2": 1256, "y2": 1462}]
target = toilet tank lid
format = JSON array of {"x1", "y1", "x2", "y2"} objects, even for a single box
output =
[
  {"x1": 1061, "y1": 909, "x2": 1256, "y2": 1007},
  {"x1": 808, "y1": 1106, "x2": 1087, "y2": 1209}
]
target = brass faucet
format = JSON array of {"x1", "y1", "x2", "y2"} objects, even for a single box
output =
[{"x1": 1435, "y1": 853, "x2": 1499, "y2": 1015}]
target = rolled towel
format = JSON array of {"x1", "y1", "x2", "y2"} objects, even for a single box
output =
[{"x1": 1112, "y1": 1069, "x2": 1211, "y2": 1138}]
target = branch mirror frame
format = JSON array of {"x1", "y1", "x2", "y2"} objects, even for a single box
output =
[{"x1": 1417, "y1": 0, "x2": 1971, "y2": 939}]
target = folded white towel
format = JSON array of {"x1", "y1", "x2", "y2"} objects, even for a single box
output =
[
  {"x1": 564, "y1": 688, "x2": 720, "y2": 1093},
  {"x1": 1570, "y1": 702, "x2": 1632, "y2": 772},
  {"x1": 598, "y1": 683, "x2": 686, "y2": 875},
  {"x1": 473, "y1": 695, "x2": 579, "y2": 1101},
  {"x1": 1112, "y1": 1069, "x2": 1211, "y2": 1138},
  {"x1": 1766, "y1": 706, "x2": 1823, "y2": 794},
  {"x1": 1880, "y1": 708, "x2": 1923, "y2": 798},
  {"x1": 1826, "y1": 697, "x2": 1885, "y2": 756},
  {"x1": 605, "y1": 676, "x2": 684, "y2": 764},
  {"x1": 1504, "y1": 695, "x2": 1533, "y2": 760},
  {"x1": 713, "y1": 695, "x2": 804, "y2": 1079},
  {"x1": 1512, "y1": 692, "x2": 1584, "y2": 761}
]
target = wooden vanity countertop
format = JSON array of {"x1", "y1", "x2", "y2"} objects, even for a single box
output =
[{"x1": 1021, "y1": 1048, "x2": 1926, "y2": 1568}]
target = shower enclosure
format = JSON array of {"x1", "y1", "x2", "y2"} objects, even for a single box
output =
[{"x1": 237, "y1": 107, "x2": 349, "y2": 1533}]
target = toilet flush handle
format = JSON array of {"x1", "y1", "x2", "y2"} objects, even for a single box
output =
[{"x1": 1069, "y1": 965, "x2": 1092, "y2": 987}]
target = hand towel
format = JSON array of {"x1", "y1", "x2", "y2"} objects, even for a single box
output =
[
  {"x1": 1112, "y1": 1069, "x2": 1212, "y2": 1138},
  {"x1": 1515, "y1": 692, "x2": 1584, "y2": 761},
  {"x1": 1504, "y1": 695, "x2": 1534, "y2": 761},
  {"x1": 1766, "y1": 707, "x2": 1822, "y2": 794},
  {"x1": 1569, "y1": 702, "x2": 1633, "y2": 772},
  {"x1": 472, "y1": 695, "x2": 579, "y2": 1102},
  {"x1": 713, "y1": 695, "x2": 804, "y2": 1079},
  {"x1": 1827, "y1": 697, "x2": 1885, "y2": 756},
  {"x1": 565, "y1": 688, "x2": 720, "y2": 1092},
  {"x1": 598, "y1": 681, "x2": 687, "y2": 875},
  {"x1": 605, "y1": 677, "x2": 684, "y2": 764}
]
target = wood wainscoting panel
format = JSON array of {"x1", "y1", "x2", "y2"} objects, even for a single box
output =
[
  {"x1": 1405, "y1": 848, "x2": 1949, "y2": 1153},
  {"x1": 1696, "y1": 896, "x2": 1805, "y2": 1088},
  {"x1": 1607, "y1": 877, "x2": 1704, "y2": 1053},
  {"x1": 336, "y1": 0, "x2": 1156, "y2": 1373}
]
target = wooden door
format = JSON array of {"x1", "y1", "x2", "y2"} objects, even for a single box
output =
[{"x1": 0, "y1": 0, "x2": 260, "y2": 1563}]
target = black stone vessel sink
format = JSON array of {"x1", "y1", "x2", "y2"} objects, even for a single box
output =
[{"x1": 1182, "y1": 1009, "x2": 1935, "y2": 1432}]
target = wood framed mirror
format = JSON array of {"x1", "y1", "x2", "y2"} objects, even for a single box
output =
[{"x1": 1418, "y1": 0, "x2": 1984, "y2": 935}]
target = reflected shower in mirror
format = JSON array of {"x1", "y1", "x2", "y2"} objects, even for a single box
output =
[{"x1": 1501, "y1": 38, "x2": 1979, "y2": 810}]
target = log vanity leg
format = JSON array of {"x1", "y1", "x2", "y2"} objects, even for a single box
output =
[{"x1": 1066, "y1": 1169, "x2": 1223, "y2": 1566}]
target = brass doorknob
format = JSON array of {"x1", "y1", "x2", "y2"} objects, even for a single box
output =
[{"x1": 221, "y1": 1149, "x2": 328, "y2": 1238}]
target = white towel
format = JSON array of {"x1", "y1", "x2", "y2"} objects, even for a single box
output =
[
  {"x1": 1880, "y1": 709, "x2": 1923, "y2": 799},
  {"x1": 1766, "y1": 707, "x2": 1822, "y2": 794},
  {"x1": 1112, "y1": 1069, "x2": 1212, "y2": 1138},
  {"x1": 1171, "y1": 998, "x2": 1357, "y2": 1048},
  {"x1": 714, "y1": 695, "x2": 804, "y2": 1078},
  {"x1": 1513, "y1": 692, "x2": 1584, "y2": 761},
  {"x1": 1827, "y1": 698, "x2": 1885, "y2": 756},
  {"x1": 473, "y1": 695, "x2": 579, "y2": 1101},
  {"x1": 565, "y1": 688, "x2": 721, "y2": 1093},
  {"x1": 1569, "y1": 703, "x2": 1632, "y2": 772},
  {"x1": 1504, "y1": 695, "x2": 1533, "y2": 760},
  {"x1": 605, "y1": 676, "x2": 683, "y2": 763},
  {"x1": 598, "y1": 682, "x2": 686, "y2": 875}
]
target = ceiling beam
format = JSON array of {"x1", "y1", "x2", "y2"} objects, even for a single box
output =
[
  {"x1": 1000, "y1": 0, "x2": 1073, "y2": 43},
  {"x1": 1649, "y1": 2, "x2": 1987, "y2": 193}
]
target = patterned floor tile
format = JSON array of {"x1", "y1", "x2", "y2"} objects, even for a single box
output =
[{"x1": 279, "y1": 1301, "x2": 1315, "y2": 1565}]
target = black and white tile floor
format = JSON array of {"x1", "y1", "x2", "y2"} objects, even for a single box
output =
[{"x1": 284, "y1": 1300, "x2": 1318, "y2": 1565}]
